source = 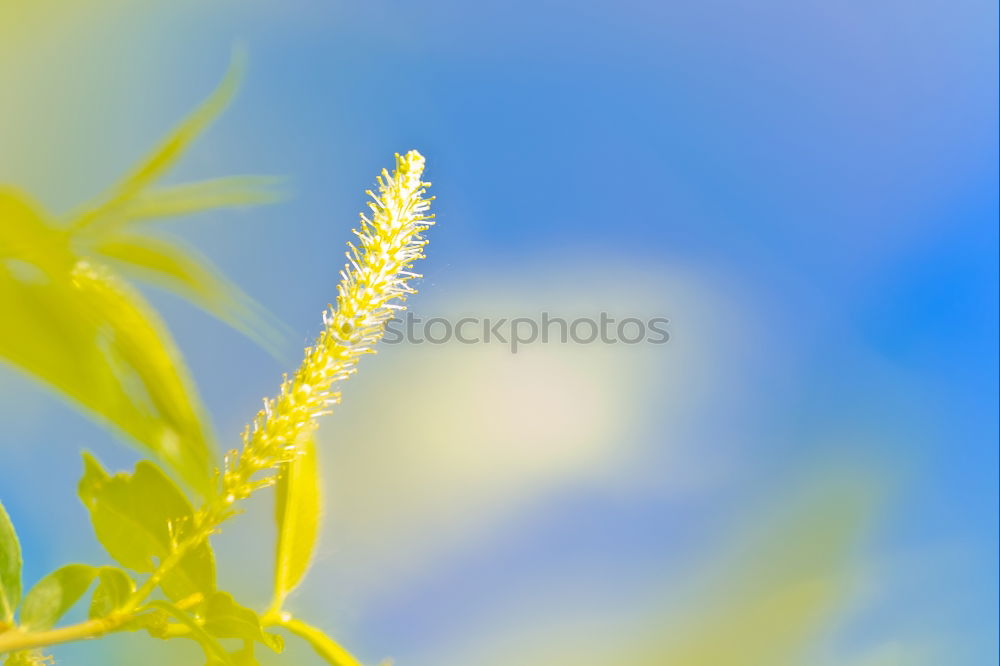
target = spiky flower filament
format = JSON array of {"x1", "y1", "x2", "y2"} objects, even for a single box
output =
[{"x1": 221, "y1": 150, "x2": 433, "y2": 502}]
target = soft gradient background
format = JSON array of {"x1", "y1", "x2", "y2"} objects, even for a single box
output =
[{"x1": 0, "y1": 1, "x2": 997, "y2": 664}]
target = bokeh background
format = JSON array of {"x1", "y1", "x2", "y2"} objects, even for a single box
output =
[{"x1": 0, "y1": 1, "x2": 997, "y2": 664}]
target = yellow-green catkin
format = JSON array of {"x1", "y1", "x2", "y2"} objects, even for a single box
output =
[{"x1": 222, "y1": 151, "x2": 434, "y2": 501}]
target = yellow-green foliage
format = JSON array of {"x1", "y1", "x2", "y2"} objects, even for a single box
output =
[
  {"x1": 0, "y1": 56, "x2": 284, "y2": 497},
  {"x1": 0, "y1": 59, "x2": 434, "y2": 666},
  {"x1": 626, "y1": 483, "x2": 873, "y2": 666}
]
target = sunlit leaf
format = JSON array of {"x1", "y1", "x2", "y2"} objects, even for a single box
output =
[
  {"x1": 0, "y1": 502, "x2": 22, "y2": 625},
  {"x1": 274, "y1": 617, "x2": 363, "y2": 666},
  {"x1": 19, "y1": 564, "x2": 97, "y2": 630},
  {"x1": 272, "y1": 437, "x2": 322, "y2": 610},
  {"x1": 118, "y1": 176, "x2": 284, "y2": 221},
  {"x1": 229, "y1": 642, "x2": 262, "y2": 666},
  {"x1": 123, "y1": 607, "x2": 172, "y2": 638},
  {"x1": 3, "y1": 649, "x2": 52, "y2": 665},
  {"x1": 639, "y1": 484, "x2": 872, "y2": 666},
  {"x1": 146, "y1": 600, "x2": 233, "y2": 665},
  {"x1": 77, "y1": 453, "x2": 216, "y2": 602},
  {"x1": 95, "y1": 233, "x2": 287, "y2": 356},
  {"x1": 518, "y1": 479, "x2": 877, "y2": 666},
  {"x1": 0, "y1": 189, "x2": 75, "y2": 271},
  {"x1": 0, "y1": 53, "x2": 289, "y2": 494},
  {"x1": 88, "y1": 567, "x2": 136, "y2": 619},
  {"x1": 69, "y1": 53, "x2": 245, "y2": 234},
  {"x1": 71, "y1": 262, "x2": 216, "y2": 494},
  {"x1": 203, "y1": 591, "x2": 283, "y2": 653},
  {"x1": 0, "y1": 189, "x2": 217, "y2": 496}
]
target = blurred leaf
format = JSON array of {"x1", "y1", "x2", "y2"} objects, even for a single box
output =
[
  {"x1": 0, "y1": 53, "x2": 290, "y2": 496},
  {"x1": 531, "y1": 479, "x2": 875, "y2": 666},
  {"x1": 88, "y1": 567, "x2": 136, "y2": 619},
  {"x1": 71, "y1": 262, "x2": 216, "y2": 494},
  {"x1": 0, "y1": 189, "x2": 216, "y2": 496},
  {"x1": 272, "y1": 437, "x2": 322, "y2": 610},
  {"x1": 95, "y1": 233, "x2": 287, "y2": 355},
  {"x1": 203, "y1": 591, "x2": 283, "y2": 653},
  {"x1": 69, "y1": 54, "x2": 245, "y2": 234},
  {"x1": 641, "y1": 484, "x2": 872, "y2": 666},
  {"x1": 0, "y1": 502, "x2": 22, "y2": 625},
  {"x1": 147, "y1": 600, "x2": 233, "y2": 665},
  {"x1": 274, "y1": 617, "x2": 363, "y2": 666},
  {"x1": 0, "y1": 189, "x2": 74, "y2": 271},
  {"x1": 228, "y1": 642, "x2": 262, "y2": 666},
  {"x1": 19, "y1": 564, "x2": 97, "y2": 630},
  {"x1": 3, "y1": 650, "x2": 52, "y2": 666},
  {"x1": 123, "y1": 607, "x2": 172, "y2": 638},
  {"x1": 118, "y1": 176, "x2": 284, "y2": 221},
  {"x1": 461, "y1": 477, "x2": 880, "y2": 666},
  {"x1": 77, "y1": 454, "x2": 216, "y2": 601}
]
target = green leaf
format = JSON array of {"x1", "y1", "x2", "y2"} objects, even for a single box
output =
[
  {"x1": 95, "y1": 233, "x2": 288, "y2": 357},
  {"x1": 0, "y1": 502, "x2": 22, "y2": 625},
  {"x1": 4, "y1": 651, "x2": 53, "y2": 666},
  {"x1": 272, "y1": 437, "x2": 322, "y2": 610},
  {"x1": 122, "y1": 607, "x2": 171, "y2": 638},
  {"x1": 88, "y1": 567, "x2": 136, "y2": 618},
  {"x1": 70, "y1": 264, "x2": 216, "y2": 496},
  {"x1": 69, "y1": 53, "x2": 245, "y2": 234},
  {"x1": 77, "y1": 453, "x2": 216, "y2": 601},
  {"x1": 0, "y1": 192, "x2": 217, "y2": 496},
  {"x1": 146, "y1": 600, "x2": 233, "y2": 665},
  {"x1": 20, "y1": 564, "x2": 97, "y2": 630},
  {"x1": 0, "y1": 55, "x2": 287, "y2": 497},
  {"x1": 275, "y1": 617, "x2": 363, "y2": 666},
  {"x1": 117, "y1": 176, "x2": 284, "y2": 221},
  {"x1": 203, "y1": 592, "x2": 283, "y2": 653},
  {"x1": 228, "y1": 642, "x2": 262, "y2": 666}
]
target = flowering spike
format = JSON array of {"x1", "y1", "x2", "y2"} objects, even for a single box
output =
[{"x1": 223, "y1": 150, "x2": 433, "y2": 499}]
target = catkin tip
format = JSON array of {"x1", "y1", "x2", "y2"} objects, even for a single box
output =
[{"x1": 226, "y1": 149, "x2": 434, "y2": 500}]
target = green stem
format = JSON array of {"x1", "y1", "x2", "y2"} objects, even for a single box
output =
[
  {"x1": 0, "y1": 460, "x2": 255, "y2": 656},
  {"x1": 0, "y1": 501, "x2": 230, "y2": 656},
  {"x1": 0, "y1": 594, "x2": 202, "y2": 654},
  {"x1": 263, "y1": 614, "x2": 364, "y2": 666},
  {"x1": 0, "y1": 616, "x2": 123, "y2": 653}
]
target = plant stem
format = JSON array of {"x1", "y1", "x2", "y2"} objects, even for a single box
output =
[
  {"x1": 0, "y1": 594, "x2": 202, "y2": 654},
  {"x1": 262, "y1": 614, "x2": 364, "y2": 666},
  {"x1": 0, "y1": 616, "x2": 123, "y2": 653},
  {"x1": 1, "y1": 482, "x2": 248, "y2": 655},
  {"x1": 119, "y1": 509, "x2": 222, "y2": 616}
]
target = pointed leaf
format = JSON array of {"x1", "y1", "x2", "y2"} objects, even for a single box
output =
[
  {"x1": 0, "y1": 502, "x2": 22, "y2": 625},
  {"x1": 78, "y1": 454, "x2": 216, "y2": 601},
  {"x1": 0, "y1": 259, "x2": 213, "y2": 493},
  {"x1": 70, "y1": 262, "x2": 216, "y2": 495},
  {"x1": 88, "y1": 567, "x2": 136, "y2": 618},
  {"x1": 118, "y1": 176, "x2": 284, "y2": 221},
  {"x1": 147, "y1": 600, "x2": 233, "y2": 665},
  {"x1": 70, "y1": 54, "x2": 244, "y2": 233},
  {"x1": 276, "y1": 617, "x2": 363, "y2": 666},
  {"x1": 272, "y1": 438, "x2": 322, "y2": 609},
  {"x1": 0, "y1": 192, "x2": 217, "y2": 496},
  {"x1": 20, "y1": 564, "x2": 97, "y2": 630},
  {"x1": 95, "y1": 233, "x2": 288, "y2": 355},
  {"x1": 203, "y1": 592, "x2": 283, "y2": 653}
]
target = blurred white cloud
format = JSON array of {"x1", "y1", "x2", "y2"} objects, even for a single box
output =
[{"x1": 305, "y1": 260, "x2": 762, "y2": 610}]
